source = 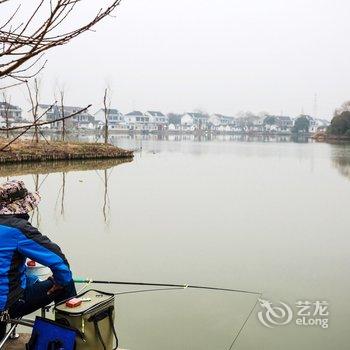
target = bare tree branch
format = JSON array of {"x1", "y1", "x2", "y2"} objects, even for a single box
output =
[
  {"x1": 0, "y1": 104, "x2": 91, "y2": 151},
  {"x1": 0, "y1": 0, "x2": 122, "y2": 87},
  {"x1": 103, "y1": 87, "x2": 111, "y2": 144}
]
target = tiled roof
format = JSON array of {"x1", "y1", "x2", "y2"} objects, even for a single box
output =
[
  {"x1": 186, "y1": 112, "x2": 208, "y2": 119},
  {"x1": 147, "y1": 111, "x2": 165, "y2": 117},
  {"x1": 0, "y1": 102, "x2": 20, "y2": 110},
  {"x1": 125, "y1": 111, "x2": 144, "y2": 116},
  {"x1": 101, "y1": 108, "x2": 120, "y2": 114}
]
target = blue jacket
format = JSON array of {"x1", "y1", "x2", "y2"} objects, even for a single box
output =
[{"x1": 0, "y1": 214, "x2": 72, "y2": 311}]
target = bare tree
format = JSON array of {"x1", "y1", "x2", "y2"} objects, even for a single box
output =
[
  {"x1": 1, "y1": 92, "x2": 11, "y2": 138},
  {"x1": 103, "y1": 87, "x2": 111, "y2": 144},
  {"x1": 0, "y1": 104, "x2": 91, "y2": 151},
  {"x1": 0, "y1": 0, "x2": 122, "y2": 87},
  {"x1": 26, "y1": 78, "x2": 40, "y2": 143},
  {"x1": 60, "y1": 89, "x2": 66, "y2": 141},
  {"x1": 334, "y1": 101, "x2": 350, "y2": 117}
]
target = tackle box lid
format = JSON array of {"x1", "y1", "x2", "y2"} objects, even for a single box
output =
[{"x1": 55, "y1": 289, "x2": 114, "y2": 316}]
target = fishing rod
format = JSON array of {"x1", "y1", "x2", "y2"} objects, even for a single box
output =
[
  {"x1": 74, "y1": 278, "x2": 261, "y2": 296},
  {"x1": 74, "y1": 278, "x2": 263, "y2": 349}
]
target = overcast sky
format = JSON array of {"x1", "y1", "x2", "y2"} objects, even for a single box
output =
[{"x1": 6, "y1": 0, "x2": 350, "y2": 118}]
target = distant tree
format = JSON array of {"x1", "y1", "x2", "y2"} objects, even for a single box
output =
[
  {"x1": 167, "y1": 113, "x2": 182, "y2": 125},
  {"x1": 236, "y1": 111, "x2": 257, "y2": 120},
  {"x1": 258, "y1": 111, "x2": 270, "y2": 118},
  {"x1": 292, "y1": 116, "x2": 310, "y2": 133},
  {"x1": 334, "y1": 101, "x2": 350, "y2": 117},
  {"x1": 103, "y1": 87, "x2": 111, "y2": 144},
  {"x1": 328, "y1": 111, "x2": 350, "y2": 136},
  {"x1": 263, "y1": 116, "x2": 277, "y2": 125},
  {"x1": 59, "y1": 89, "x2": 66, "y2": 141},
  {"x1": 26, "y1": 78, "x2": 40, "y2": 143}
]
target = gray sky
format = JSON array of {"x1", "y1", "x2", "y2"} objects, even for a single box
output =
[{"x1": 7, "y1": 0, "x2": 350, "y2": 118}]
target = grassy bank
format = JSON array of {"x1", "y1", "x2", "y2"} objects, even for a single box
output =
[{"x1": 0, "y1": 139, "x2": 133, "y2": 164}]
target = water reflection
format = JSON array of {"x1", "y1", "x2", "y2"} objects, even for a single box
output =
[
  {"x1": 107, "y1": 133, "x2": 304, "y2": 143},
  {"x1": 36, "y1": 132, "x2": 313, "y2": 145},
  {"x1": 331, "y1": 145, "x2": 350, "y2": 180},
  {"x1": 0, "y1": 158, "x2": 132, "y2": 225},
  {"x1": 0, "y1": 158, "x2": 131, "y2": 177}
]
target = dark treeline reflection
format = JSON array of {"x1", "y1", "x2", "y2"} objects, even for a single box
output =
[{"x1": 332, "y1": 145, "x2": 350, "y2": 181}]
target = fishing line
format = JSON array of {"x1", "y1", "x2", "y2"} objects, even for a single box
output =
[
  {"x1": 74, "y1": 278, "x2": 262, "y2": 348},
  {"x1": 228, "y1": 293, "x2": 262, "y2": 350}
]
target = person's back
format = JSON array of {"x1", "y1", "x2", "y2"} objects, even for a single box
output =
[{"x1": 0, "y1": 180, "x2": 76, "y2": 339}]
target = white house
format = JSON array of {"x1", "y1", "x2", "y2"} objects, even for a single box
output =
[
  {"x1": 35, "y1": 104, "x2": 95, "y2": 129},
  {"x1": 94, "y1": 108, "x2": 124, "y2": 124},
  {"x1": 94, "y1": 108, "x2": 128, "y2": 131},
  {"x1": 209, "y1": 114, "x2": 235, "y2": 127},
  {"x1": 276, "y1": 116, "x2": 293, "y2": 132},
  {"x1": 168, "y1": 123, "x2": 181, "y2": 132},
  {"x1": 181, "y1": 113, "x2": 209, "y2": 131},
  {"x1": 124, "y1": 111, "x2": 155, "y2": 132},
  {"x1": 0, "y1": 102, "x2": 22, "y2": 124},
  {"x1": 209, "y1": 114, "x2": 236, "y2": 132},
  {"x1": 315, "y1": 119, "x2": 330, "y2": 132},
  {"x1": 302, "y1": 115, "x2": 317, "y2": 133},
  {"x1": 31, "y1": 104, "x2": 60, "y2": 128},
  {"x1": 251, "y1": 116, "x2": 265, "y2": 132},
  {"x1": 263, "y1": 116, "x2": 293, "y2": 133},
  {"x1": 144, "y1": 111, "x2": 168, "y2": 131}
]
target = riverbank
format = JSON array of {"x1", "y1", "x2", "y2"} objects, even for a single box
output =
[
  {"x1": 312, "y1": 132, "x2": 350, "y2": 142},
  {"x1": 0, "y1": 139, "x2": 133, "y2": 164}
]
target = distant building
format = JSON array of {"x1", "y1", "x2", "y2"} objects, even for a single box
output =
[
  {"x1": 209, "y1": 114, "x2": 235, "y2": 132},
  {"x1": 94, "y1": 108, "x2": 128, "y2": 131},
  {"x1": 276, "y1": 116, "x2": 293, "y2": 132},
  {"x1": 167, "y1": 113, "x2": 182, "y2": 126},
  {"x1": 297, "y1": 115, "x2": 316, "y2": 133},
  {"x1": 244, "y1": 116, "x2": 265, "y2": 132},
  {"x1": 125, "y1": 111, "x2": 154, "y2": 132},
  {"x1": 181, "y1": 113, "x2": 209, "y2": 131},
  {"x1": 36, "y1": 104, "x2": 94, "y2": 129},
  {"x1": 144, "y1": 111, "x2": 168, "y2": 131},
  {"x1": 35, "y1": 104, "x2": 59, "y2": 127},
  {"x1": 0, "y1": 102, "x2": 22, "y2": 124},
  {"x1": 315, "y1": 119, "x2": 330, "y2": 132},
  {"x1": 263, "y1": 115, "x2": 293, "y2": 133}
]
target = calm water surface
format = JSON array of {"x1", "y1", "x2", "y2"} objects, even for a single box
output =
[{"x1": 1, "y1": 136, "x2": 350, "y2": 349}]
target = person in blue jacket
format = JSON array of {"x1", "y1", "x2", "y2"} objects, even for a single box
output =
[{"x1": 0, "y1": 180, "x2": 76, "y2": 339}]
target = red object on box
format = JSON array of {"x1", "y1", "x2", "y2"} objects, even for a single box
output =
[
  {"x1": 27, "y1": 260, "x2": 36, "y2": 267},
  {"x1": 65, "y1": 298, "x2": 82, "y2": 308}
]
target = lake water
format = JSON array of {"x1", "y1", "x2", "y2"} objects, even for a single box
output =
[{"x1": 1, "y1": 135, "x2": 350, "y2": 349}]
